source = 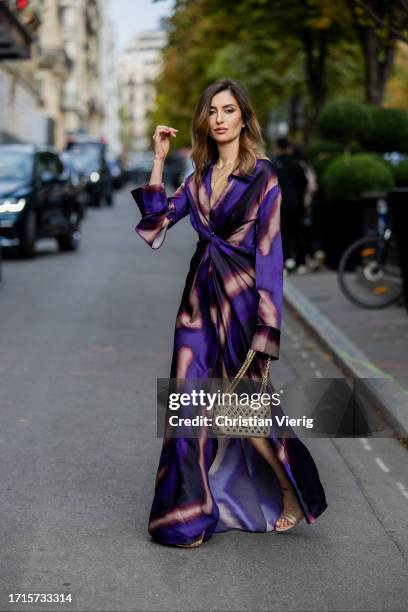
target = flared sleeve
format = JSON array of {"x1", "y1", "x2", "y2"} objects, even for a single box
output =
[
  {"x1": 250, "y1": 175, "x2": 283, "y2": 360},
  {"x1": 131, "y1": 179, "x2": 190, "y2": 249}
]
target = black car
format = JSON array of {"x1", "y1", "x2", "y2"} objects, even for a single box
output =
[
  {"x1": 107, "y1": 156, "x2": 125, "y2": 190},
  {"x1": 0, "y1": 144, "x2": 82, "y2": 258},
  {"x1": 163, "y1": 151, "x2": 187, "y2": 190},
  {"x1": 60, "y1": 151, "x2": 88, "y2": 217},
  {"x1": 123, "y1": 151, "x2": 153, "y2": 186},
  {"x1": 64, "y1": 138, "x2": 114, "y2": 207}
]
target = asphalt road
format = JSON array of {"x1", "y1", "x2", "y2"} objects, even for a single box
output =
[{"x1": 0, "y1": 187, "x2": 407, "y2": 612}]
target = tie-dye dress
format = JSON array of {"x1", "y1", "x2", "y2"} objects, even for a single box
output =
[{"x1": 131, "y1": 157, "x2": 327, "y2": 546}]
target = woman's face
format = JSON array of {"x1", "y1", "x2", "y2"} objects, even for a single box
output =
[{"x1": 208, "y1": 90, "x2": 245, "y2": 145}]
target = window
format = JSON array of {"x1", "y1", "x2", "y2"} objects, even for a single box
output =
[{"x1": 35, "y1": 152, "x2": 64, "y2": 176}]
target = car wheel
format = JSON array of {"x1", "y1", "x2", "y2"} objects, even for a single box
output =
[
  {"x1": 19, "y1": 210, "x2": 36, "y2": 258},
  {"x1": 106, "y1": 192, "x2": 113, "y2": 206},
  {"x1": 57, "y1": 214, "x2": 81, "y2": 252}
]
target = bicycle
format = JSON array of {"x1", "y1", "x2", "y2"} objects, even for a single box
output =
[{"x1": 337, "y1": 197, "x2": 403, "y2": 309}]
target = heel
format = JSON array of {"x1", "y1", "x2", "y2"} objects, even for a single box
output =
[{"x1": 276, "y1": 486, "x2": 304, "y2": 533}]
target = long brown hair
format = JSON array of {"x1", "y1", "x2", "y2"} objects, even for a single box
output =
[{"x1": 190, "y1": 79, "x2": 265, "y2": 187}]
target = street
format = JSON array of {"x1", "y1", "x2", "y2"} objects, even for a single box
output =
[{"x1": 1, "y1": 187, "x2": 408, "y2": 612}]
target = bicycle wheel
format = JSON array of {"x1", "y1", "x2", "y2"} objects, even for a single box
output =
[{"x1": 338, "y1": 235, "x2": 403, "y2": 309}]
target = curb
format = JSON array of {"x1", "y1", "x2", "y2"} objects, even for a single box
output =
[{"x1": 284, "y1": 279, "x2": 408, "y2": 439}]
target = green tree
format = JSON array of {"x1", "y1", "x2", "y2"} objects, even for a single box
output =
[
  {"x1": 346, "y1": 0, "x2": 408, "y2": 104},
  {"x1": 150, "y1": 0, "x2": 365, "y2": 143}
]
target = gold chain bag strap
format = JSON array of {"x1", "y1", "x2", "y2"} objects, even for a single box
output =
[{"x1": 212, "y1": 349, "x2": 272, "y2": 437}]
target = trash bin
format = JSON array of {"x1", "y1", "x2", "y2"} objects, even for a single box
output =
[{"x1": 387, "y1": 187, "x2": 408, "y2": 313}]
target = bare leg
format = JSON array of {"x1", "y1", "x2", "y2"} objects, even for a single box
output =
[
  {"x1": 248, "y1": 436, "x2": 291, "y2": 487},
  {"x1": 248, "y1": 436, "x2": 304, "y2": 530},
  {"x1": 222, "y1": 354, "x2": 303, "y2": 530}
]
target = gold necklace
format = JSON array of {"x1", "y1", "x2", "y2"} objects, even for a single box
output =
[
  {"x1": 211, "y1": 166, "x2": 231, "y2": 190},
  {"x1": 212, "y1": 157, "x2": 238, "y2": 183},
  {"x1": 210, "y1": 158, "x2": 238, "y2": 206},
  {"x1": 215, "y1": 158, "x2": 236, "y2": 170}
]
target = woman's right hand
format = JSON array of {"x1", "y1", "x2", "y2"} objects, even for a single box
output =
[{"x1": 152, "y1": 125, "x2": 178, "y2": 161}]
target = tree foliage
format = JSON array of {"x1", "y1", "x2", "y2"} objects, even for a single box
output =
[{"x1": 149, "y1": 0, "x2": 404, "y2": 145}]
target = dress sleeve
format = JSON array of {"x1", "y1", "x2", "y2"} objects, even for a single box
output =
[
  {"x1": 250, "y1": 178, "x2": 283, "y2": 360},
  {"x1": 130, "y1": 179, "x2": 190, "y2": 249}
]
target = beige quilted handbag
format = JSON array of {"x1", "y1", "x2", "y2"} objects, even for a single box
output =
[{"x1": 212, "y1": 349, "x2": 272, "y2": 437}]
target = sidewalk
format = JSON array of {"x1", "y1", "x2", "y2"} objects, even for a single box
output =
[{"x1": 284, "y1": 271, "x2": 408, "y2": 438}]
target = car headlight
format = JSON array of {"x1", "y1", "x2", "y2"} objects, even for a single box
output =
[
  {"x1": 90, "y1": 172, "x2": 100, "y2": 183},
  {"x1": 0, "y1": 197, "x2": 26, "y2": 213}
]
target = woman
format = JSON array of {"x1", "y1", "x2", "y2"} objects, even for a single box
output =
[{"x1": 131, "y1": 79, "x2": 327, "y2": 548}]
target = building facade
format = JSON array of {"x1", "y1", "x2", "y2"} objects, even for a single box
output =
[
  {"x1": 99, "y1": 1, "x2": 120, "y2": 155},
  {"x1": 118, "y1": 30, "x2": 166, "y2": 152},
  {"x1": 0, "y1": 0, "x2": 120, "y2": 153},
  {"x1": 0, "y1": 0, "x2": 47, "y2": 144}
]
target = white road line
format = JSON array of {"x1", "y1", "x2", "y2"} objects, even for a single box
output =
[
  {"x1": 301, "y1": 351, "x2": 308, "y2": 360},
  {"x1": 309, "y1": 361, "x2": 316, "y2": 368},
  {"x1": 360, "y1": 438, "x2": 372, "y2": 451},
  {"x1": 396, "y1": 482, "x2": 408, "y2": 499},
  {"x1": 314, "y1": 370, "x2": 323, "y2": 378},
  {"x1": 375, "y1": 457, "x2": 390, "y2": 473}
]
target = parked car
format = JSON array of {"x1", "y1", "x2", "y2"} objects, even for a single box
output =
[
  {"x1": 123, "y1": 151, "x2": 153, "y2": 185},
  {"x1": 64, "y1": 137, "x2": 114, "y2": 207},
  {"x1": 0, "y1": 144, "x2": 82, "y2": 257},
  {"x1": 60, "y1": 151, "x2": 88, "y2": 218},
  {"x1": 107, "y1": 156, "x2": 125, "y2": 190},
  {"x1": 124, "y1": 150, "x2": 190, "y2": 189},
  {"x1": 162, "y1": 151, "x2": 187, "y2": 189}
]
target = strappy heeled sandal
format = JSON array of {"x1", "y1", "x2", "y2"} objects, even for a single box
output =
[
  {"x1": 275, "y1": 486, "x2": 304, "y2": 533},
  {"x1": 275, "y1": 511, "x2": 304, "y2": 532},
  {"x1": 175, "y1": 535, "x2": 204, "y2": 548}
]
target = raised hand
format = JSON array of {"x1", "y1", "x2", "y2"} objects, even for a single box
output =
[{"x1": 152, "y1": 125, "x2": 178, "y2": 160}]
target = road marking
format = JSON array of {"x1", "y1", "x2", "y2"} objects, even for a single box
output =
[
  {"x1": 314, "y1": 370, "x2": 323, "y2": 378},
  {"x1": 360, "y1": 438, "x2": 372, "y2": 451},
  {"x1": 309, "y1": 360, "x2": 316, "y2": 368},
  {"x1": 395, "y1": 482, "x2": 408, "y2": 499},
  {"x1": 375, "y1": 457, "x2": 390, "y2": 473},
  {"x1": 301, "y1": 351, "x2": 308, "y2": 360}
]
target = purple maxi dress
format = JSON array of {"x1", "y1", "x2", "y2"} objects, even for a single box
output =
[{"x1": 131, "y1": 157, "x2": 327, "y2": 546}]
